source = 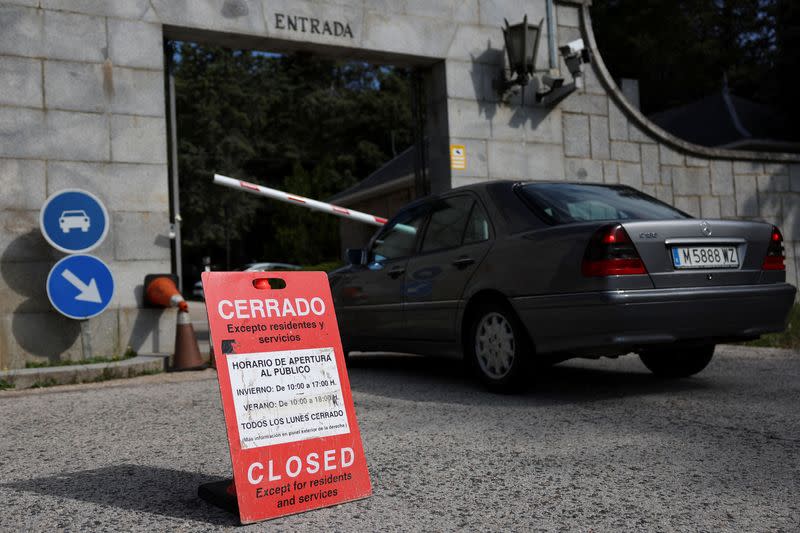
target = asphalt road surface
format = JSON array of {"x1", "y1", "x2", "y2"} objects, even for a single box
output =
[{"x1": 1, "y1": 345, "x2": 798, "y2": 531}]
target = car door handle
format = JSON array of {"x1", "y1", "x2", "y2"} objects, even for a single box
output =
[
  {"x1": 387, "y1": 267, "x2": 405, "y2": 279},
  {"x1": 452, "y1": 257, "x2": 475, "y2": 269}
]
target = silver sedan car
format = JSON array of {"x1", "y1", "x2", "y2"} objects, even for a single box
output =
[{"x1": 329, "y1": 181, "x2": 795, "y2": 392}]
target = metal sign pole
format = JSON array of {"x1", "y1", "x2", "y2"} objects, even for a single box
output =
[
  {"x1": 80, "y1": 319, "x2": 93, "y2": 360},
  {"x1": 169, "y1": 73, "x2": 183, "y2": 293}
]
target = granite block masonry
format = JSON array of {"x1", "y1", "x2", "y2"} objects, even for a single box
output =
[{"x1": 0, "y1": 0, "x2": 798, "y2": 367}]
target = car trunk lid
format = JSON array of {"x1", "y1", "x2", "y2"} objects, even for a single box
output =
[{"x1": 619, "y1": 219, "x2": 773, "y2": 288}]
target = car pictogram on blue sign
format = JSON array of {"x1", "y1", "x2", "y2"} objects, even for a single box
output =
[
  {"x1": 59, "y1": 209, "x2": 91, "y2": 233},
  {"x1": 40, "y1": 189, "x2": 109, "y2": 253}
]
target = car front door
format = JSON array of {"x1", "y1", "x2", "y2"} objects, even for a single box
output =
[
  {"x1": 404, "y1": 195, "x2": 493, "y2": 342},
  {"x1": 333, "y1": 204, "x2": 429, "y2": 346}
]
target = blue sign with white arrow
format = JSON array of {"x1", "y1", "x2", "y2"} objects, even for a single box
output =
[
  {"x1": 46, "y1": 255, "x2": 114, "y2": 320},
  {"x1": 40, "y1": 189, "x2": 109, "y2": 253}
]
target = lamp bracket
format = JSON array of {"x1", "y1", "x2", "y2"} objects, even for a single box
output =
[{"x1": 536, "y1": 81, "x2": 576, "y2": 106}]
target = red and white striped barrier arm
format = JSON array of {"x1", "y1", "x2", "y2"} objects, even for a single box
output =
[{"x1": 213, "y1": 174, "x2": 388, "y2": 227}]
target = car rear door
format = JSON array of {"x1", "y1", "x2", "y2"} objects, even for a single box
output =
[
  {"x1": 405, "y1": 195, "x2": 493, "y2": 342},
  {"x1": 333, "y1": 204, "x2": 429, "y2": 343}
]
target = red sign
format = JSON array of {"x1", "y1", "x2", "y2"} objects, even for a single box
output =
[{"x1": 202, "y1": 271, "x2": 372, "y2": 524}]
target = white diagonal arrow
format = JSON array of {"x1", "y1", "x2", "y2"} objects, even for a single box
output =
[{"x1": 61, "y1": 269, "x2": 102, "y2": 303}]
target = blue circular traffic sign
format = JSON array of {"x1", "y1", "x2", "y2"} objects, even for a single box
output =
[
  {"x1": 46, "y1": 255, "x2": 115, "y2": 320},
  {"x1": 40, "y1": 189, "x2": 109, "y2": 253}
]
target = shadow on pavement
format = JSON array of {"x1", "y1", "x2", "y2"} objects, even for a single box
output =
[
  {"x1": 1, "y1": 464, "x2": 237, "y2": 526},
  {"x1": 346, "y1": 353, "x2": 709, "y2": 406}
]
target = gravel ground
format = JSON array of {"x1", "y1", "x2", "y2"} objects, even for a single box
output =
[{"x1": 1, "y1": 345, "x2": 798, "y2": 532}]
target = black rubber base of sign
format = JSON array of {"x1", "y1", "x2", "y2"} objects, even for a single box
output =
[{"x1": 198, "y1": 480, "x2": 238, "y2": 516}]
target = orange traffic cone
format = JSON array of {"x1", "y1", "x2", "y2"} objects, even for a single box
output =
[
  {"x1": 173, "y1": 310, "x2": 206, "y2": 371},
  {"x1": 144, "y1": 275, "x2": 188, "y2": 312}
]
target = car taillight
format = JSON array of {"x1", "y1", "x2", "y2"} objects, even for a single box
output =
[
  {"x1": 582, "y1": 224, "x2": 647, "y2": 276},
  {"x1": 762, "y1": 226, "x2": 785, "y2": 271}
]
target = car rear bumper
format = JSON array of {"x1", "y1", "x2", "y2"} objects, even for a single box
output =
[{"x1": 512, "y1": 283, "x2": 797, "y2": 354}]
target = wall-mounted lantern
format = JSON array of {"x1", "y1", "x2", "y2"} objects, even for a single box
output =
[{"x1": 497, "y1": 15, "x2": 542, "y2": 92}]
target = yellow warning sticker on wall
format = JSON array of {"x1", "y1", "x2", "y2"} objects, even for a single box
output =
[{"x1": 450, "y1": 144, "x2": 466, "y2": 170}]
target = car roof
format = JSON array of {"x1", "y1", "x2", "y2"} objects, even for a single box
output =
[
  {"x1": 415, "y1": 181, "x2": 629, "y2": 204},
  {"x1": 384, "y1": 181, "x2": 639, "y2": 235},
  {"x1": 448, "y1": 180, "x2": 630, "y2": 192}
]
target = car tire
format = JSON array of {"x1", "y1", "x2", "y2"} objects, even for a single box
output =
[
  {"x1": 466, "y1": 301, "x2": 532, "y2": 393},
  {"x1": 639, "y1": 344, "x2": 715, "y2": 378}
]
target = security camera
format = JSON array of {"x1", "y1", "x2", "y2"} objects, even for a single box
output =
[
  {"x1": 559, "y1": 38, "x2": 585, "y2": 58},
  {"x1": 559, "y1": 38, "x2": 591, "y2": 78}
]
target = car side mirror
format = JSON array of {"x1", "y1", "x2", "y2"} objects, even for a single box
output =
[{"x1": 346, "y1": 248, "x2": 367, "y2": 266}]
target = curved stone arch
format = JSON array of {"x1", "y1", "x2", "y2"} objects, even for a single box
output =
[
  {"x1": 554, "y1": 2, "x2": 799, "y2": 293},
  {"x1": 577, "y1": 4, "x2": 800, "y2": 164}
]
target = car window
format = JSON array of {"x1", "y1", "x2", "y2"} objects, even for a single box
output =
[
  {"x1": 463, "y1": 202, "x2": 490, "y2": 244},
  {"x1": 518, "y1": 183, "x2": 689, "y2": 224},
  {"x1": 567, "y1": 200, "x2": 618, "y2": 221},
  {"x1": 371, "y1": 206, "x2": 427, "y2": 262},
  {"x1": 421, "y1": 196, "x2": 474, "y2": 252}
]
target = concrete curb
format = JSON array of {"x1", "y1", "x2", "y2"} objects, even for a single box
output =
[{"x1": 0, "y1": 355, "x2": 168, "y2": 390}]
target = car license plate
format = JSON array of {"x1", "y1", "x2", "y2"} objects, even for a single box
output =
[{"x1": 671, "y1": 246, "x2": 739, "y2": 269}]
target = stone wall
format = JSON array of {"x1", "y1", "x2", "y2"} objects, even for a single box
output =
[
  {"x1": 0, "y1": 1, "x2": 174, "y2": 367},
  {"x1": 0, "y1": 0, "x2": 797, "y2": 367},
  {"x1": 446, "y1": 1, "x2": 800, "y2": 291},
  {"x1": 564, "y1": 3, "x2": 800, "y2": 291}
]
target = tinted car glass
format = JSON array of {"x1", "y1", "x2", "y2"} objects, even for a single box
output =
[
  {"x1": 518, "y1": 183, "x2": 689, "y2": 224},
  {"x1": 371, "y1": 206, "x2": 427, "y2": 261},
  {"x1": 463, "y1": 202, "x2": 490, "y2": 244},
  {"x1": 421, "y1": 196, "x2": 473, "y2": 252},
  {"x1": 486, "y1": 182, "x2": 547, "y2": 233}
]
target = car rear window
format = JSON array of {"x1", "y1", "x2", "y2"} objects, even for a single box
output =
[{"x1": 517, "y1": 183, "x2": 689, "y2": 224}]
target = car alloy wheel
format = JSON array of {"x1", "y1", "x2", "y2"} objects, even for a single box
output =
[{"x1": 474, "y1": 312, "x2": 516, "y2": 380}]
